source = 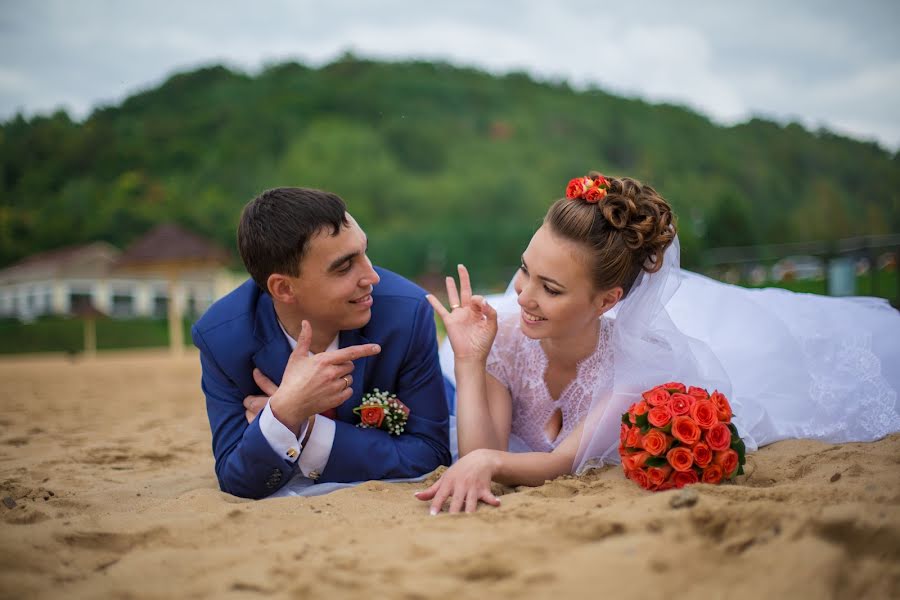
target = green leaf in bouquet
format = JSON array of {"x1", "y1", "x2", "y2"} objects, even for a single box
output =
[
  {"x1": 645, "y1": 456, "x2": 667, "y2": 468},
  {"x1": 727, "y1": 423, "x2": 740, "y2": 438},
  {"x1": 661, "y1": 422, "x2": 673, "y2": 434},
  {"x1": 736, "y1": 464, "x2": 745, "y2": 476},
  {"x1": 636, "y1": 412, "x2": 649, "y2": 428},
  {"x1": 622, "y1": 412, "x2": 630, "y2": 425}
]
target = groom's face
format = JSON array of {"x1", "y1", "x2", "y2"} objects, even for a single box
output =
[{"x1": 290, "y1": 213, "x2": 380, "y2": 333}]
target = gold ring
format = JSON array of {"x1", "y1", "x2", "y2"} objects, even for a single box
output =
[
  {"x1": 450, "y1": 304, "x2": 461, "y2": 310},
  {"x1": 341, "y1": 375, "x2": 351, "y2": 390}
]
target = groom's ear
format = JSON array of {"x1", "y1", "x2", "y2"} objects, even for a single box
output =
[
  {"x1": 266, "y1": 273, "x2": 297, "y2": 303},
  {"x1": 594, "y1": 286, "x2": 623, "y2": 316}
]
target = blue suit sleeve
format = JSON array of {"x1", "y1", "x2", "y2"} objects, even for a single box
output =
[
  {"x1": 320, "y1": 300, "x2": 451, "y2": 482},
  {"x1": 192, "y1": 326, "x2": 296, "y2": 499}
]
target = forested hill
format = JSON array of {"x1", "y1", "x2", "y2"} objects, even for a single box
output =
[{"x1": 2, "y1": 56, "x2": 898, "y2": 287}]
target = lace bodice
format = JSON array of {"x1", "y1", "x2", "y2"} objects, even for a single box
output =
[{"x1": 486, "y1": 314, "x2": 615, "y2": 452}]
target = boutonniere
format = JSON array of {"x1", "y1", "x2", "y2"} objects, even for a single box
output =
[{"x1": 353, "y1": 389, "x2": 411, "y2": 435}]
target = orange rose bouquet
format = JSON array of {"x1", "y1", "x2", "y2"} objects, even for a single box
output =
[
  {"x1": 619, "y1": 382, "x2": 746, "y2": 491},
  {"x1": 353, "y1": 389, "x2": 411, "y2": 436}
]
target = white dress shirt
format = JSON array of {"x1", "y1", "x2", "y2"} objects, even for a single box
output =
[{"x1": 258, "y1": 325, "x2": 338, "y2": 480}]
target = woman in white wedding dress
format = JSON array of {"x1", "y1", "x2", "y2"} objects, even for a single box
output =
[{"x1": 417, "y1": 172, "x2": 900, "y2": 514}]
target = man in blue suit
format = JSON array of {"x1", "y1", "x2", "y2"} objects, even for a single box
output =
[{"x1": 192, "y1": 187, "x2": 450, "y2": 499}]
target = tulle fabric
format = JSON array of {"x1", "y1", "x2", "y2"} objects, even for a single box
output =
[{"x1": 439, "y1": 236, "x2": 900, "y2": 473}]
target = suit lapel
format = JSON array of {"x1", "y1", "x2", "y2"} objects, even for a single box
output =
[
  {"x1": 250, "y1": 292, "x2": 291, "y2": 386},
  {"x1": 338, "y1": 328, "x2": 372, "y2": 421}
]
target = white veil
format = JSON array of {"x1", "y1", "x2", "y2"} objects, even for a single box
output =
[{"x1": 571, "y1": 236, "x2": 757, "y2": 472}]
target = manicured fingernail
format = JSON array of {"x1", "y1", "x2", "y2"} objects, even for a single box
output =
[
  {"x1": 430, "y1": 508, "x2": 438, "y2": 516},
  {"x1": 372, "y1": 345, "x2": 381, "y2": 352}
]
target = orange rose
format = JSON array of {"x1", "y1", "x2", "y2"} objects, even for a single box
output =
[
  {"x1": 714, "y1": 449, "x2": 739, "y2": 477},
  {"x1": 565, "y1": 177, "x2": 591, "y2": 199},
  {"x1": 688, "y1": 386, "x2": 709, "y2": 400},
  {"x1": 620, "y1": 422, "x2": 629, "y2": 445},
  {"x1": 360, "y1": 406, "x2": 385, "y2": 427},
  {"x1": 642, "y1": 385, "x2": 671, "y2": 407},
  {"x1": 701, "y1": 464, "x2": 724, "y2": 484},
  {"x1": 633, "y1": 401, "x2": 650, "y2": 417},
  {"x1": 656, "y1": 476, "x2": 676, "y2": 492},
  {"x1": 584, "y1": 185, "x2": 607, "y2": 203},
  {"x1": 625, "y1": 426, "x2": 643, "y2": 449},
  {"x1": 692, "y1": 442, "x2": 713, "y2": 468},
  {"x1": 673, "y1": 470, "x2": 699, "y2": 488},
  {"x1": 668, "y1": 393, "x2": 693, "y2": 416},
  {"x1": 641, "y1": 430, "x2": 670, "y2": 456},
  {"x1": 690, "y1": 400, "x2": 719, "y2": 429},
  {"x1": 662, "y1": 382, "x2": 686, "y2": 393},
  {"x1": 666, "y1": 446, "x2": 694, "y2": 472},
  {"x1": 671, "y1": 416, "x2": 701, "y2": 446},
  {"x1": 647, "y1": 465, "x2": 673, "y2": 488},
  {"x1": 647, "y1": 406, "x2": 672, "y2": 428},
  {"x1": 706, "y1": 423, "x2": 732, "y2": 451},
  {"x1": 710, "y1": 391, "x2": 732, "y2": 421},
  {"x1": 629, "y1": 451, "x2": 650, "y2": 469},
  {"x1": 629, "y1": 468, "x2": 652, "y2": 490}
]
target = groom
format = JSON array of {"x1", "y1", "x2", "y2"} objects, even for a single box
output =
[{"x1": 192, "y1": 187, "x2": 450, "y2": 499}]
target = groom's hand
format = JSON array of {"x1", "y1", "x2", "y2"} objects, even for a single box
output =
[
  {"x1": 243, "y1": 368, "x2": 279, "y2": 423},
  {"x1": 268, "y1": 320, "x2": 381, "y2": 436}
]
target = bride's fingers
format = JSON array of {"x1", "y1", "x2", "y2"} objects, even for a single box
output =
[
  {"x1": 482, "y1": 299, "x2": 498, "y2": 323},
  {"x1": 445, "y1": 276, "x2": 461, "y2": 309},
  {"x1": 414, "y1": 478, "x2": 441, "y2": 501},
  {"x1": 479, "y1": 490, "x2": 501, "y2": 507},
  {"x1": 458, "y1": 264, "x2": 472, "y2": 306},
  {"x1": 448, "y1": 489, "x2": 466, "y2": 514},
  {"x1": 425, "y1": 294, "x2": 450, "y2": 320},
  {"x1": 465, "y1": 489, "x2": 480, "y2": 514},
  {"x1": 430, "y1": 486, "x2": 451, "y2": 516}
]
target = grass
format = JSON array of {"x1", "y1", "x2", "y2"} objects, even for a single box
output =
[{"x1": 0, "y1": 316, "x2": 195, "y2": 355}]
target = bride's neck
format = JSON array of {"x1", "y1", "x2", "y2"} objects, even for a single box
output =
[{"x1": 541, "y1": 318, "x2": 601, "y2": 367}]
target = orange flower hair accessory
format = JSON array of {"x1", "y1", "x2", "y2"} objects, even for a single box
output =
[{"x1": 565, "y1": 174, "x2": 609, "y2": 203}]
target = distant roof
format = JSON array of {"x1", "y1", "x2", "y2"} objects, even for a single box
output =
[
  {"x1": 0, "y1": 242, "x2": 119, "y2": 280},
  {"x1": 116, "y1": 223, "x2": 230, "y2": 268}
]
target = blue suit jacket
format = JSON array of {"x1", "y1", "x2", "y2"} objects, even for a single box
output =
[{"x1": 191, "y1": 267, "x2": 450, "y2": 499}]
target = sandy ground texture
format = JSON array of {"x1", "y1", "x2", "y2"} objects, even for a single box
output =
[{"x1": 0, "y1": 350, "x2": 898, "y2": 600}]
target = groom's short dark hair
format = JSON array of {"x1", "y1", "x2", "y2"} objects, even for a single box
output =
[{"x1": 238, "y1": 187, "x2": 349, "y2": 292}]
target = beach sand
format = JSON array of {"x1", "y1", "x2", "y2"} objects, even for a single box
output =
[{"x1": 0, "y1": 350, "x2": 898, "y2": 599}]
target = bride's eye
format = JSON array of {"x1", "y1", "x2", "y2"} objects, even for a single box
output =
[
  {"x1": 519, "y1": 264, "x2": 528, "y2": 275},
  {"x1": 544, "y1": 286, "x2": 560, "y2": 296}
]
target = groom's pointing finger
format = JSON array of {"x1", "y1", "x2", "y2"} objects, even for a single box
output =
[{"x1": 324, "y1": 343, "x2": 381, "y2": 364}]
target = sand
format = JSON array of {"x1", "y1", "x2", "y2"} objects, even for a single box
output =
[{"x1": 0, "y1": 350, "x2": 898, "y2": 600}]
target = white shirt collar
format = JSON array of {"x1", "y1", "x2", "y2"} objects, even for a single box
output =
[{"x1": 278, "y1": 320, "x2": 339, "y2": 355}]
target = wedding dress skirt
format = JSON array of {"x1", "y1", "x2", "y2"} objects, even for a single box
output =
[
  {"x1": 439, "y1": 271, "x2": 900, "y2": 453},
  {"x1": 666, "y1": 271, "x2": 900, "y2": 446}
]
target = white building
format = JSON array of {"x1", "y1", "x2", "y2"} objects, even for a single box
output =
[{"x1": 0, "y1": 240, "x2": 242, "y2": 322}]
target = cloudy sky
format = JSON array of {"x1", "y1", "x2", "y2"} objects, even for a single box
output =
[{"x1": 2, "y1": 0, "x2": 899, "y2": 149}]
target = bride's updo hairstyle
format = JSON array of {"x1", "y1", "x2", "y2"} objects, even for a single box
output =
[{"x1": 547, "y1": 172, "x2": 676, "y2": 297}]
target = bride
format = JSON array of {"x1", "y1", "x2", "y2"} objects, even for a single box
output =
[{"x1": 416, "y1": 172, "x2": 900, "y2": 514}]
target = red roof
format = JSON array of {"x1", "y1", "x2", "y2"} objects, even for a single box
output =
[{"x1": 116, "y1": 223, "x2": 229, "y2": 267}]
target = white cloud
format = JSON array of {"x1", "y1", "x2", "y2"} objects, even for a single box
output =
[{"x1": 0, "y1": 0, "x2": 897, "y2": 149}]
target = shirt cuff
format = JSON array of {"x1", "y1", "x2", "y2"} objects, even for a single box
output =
[
  {"x1": 298, "y1": 416, "x2": 335, "y2": 479},
  {"x1": 259, "y1": 402, "x2": 305, "y2": 463}
]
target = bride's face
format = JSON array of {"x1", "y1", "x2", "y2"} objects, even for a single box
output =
[{"x1": 513, "y1": 225, "x2": 620, "y2": 340}]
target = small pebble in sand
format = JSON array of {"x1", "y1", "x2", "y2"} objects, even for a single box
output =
[
  {"x1": 830, "y1": 473, "x2": 841, "y2": 483},
  {"x1": 2, "y1": 496, "x2": 16, "y2": 509},
  {"x1": 669, "y1": 489, "x2": 699, "y2": 509}
]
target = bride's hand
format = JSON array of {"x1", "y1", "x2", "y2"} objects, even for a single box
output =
[
  {"x1": 414, "y1": 449, "x2": 502, "y2": 514},
  {"x1": 426, "y1": 264, "x2": 498, "y2": 363}
]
